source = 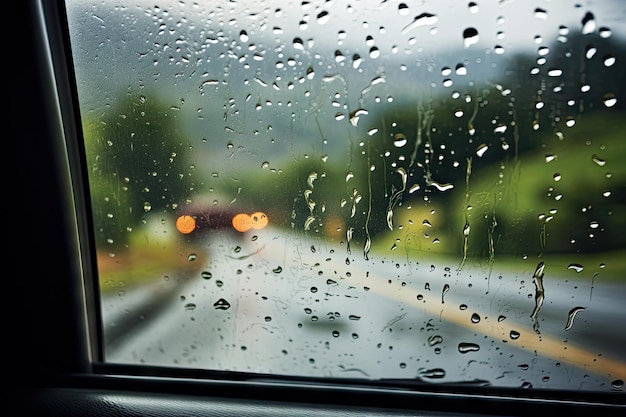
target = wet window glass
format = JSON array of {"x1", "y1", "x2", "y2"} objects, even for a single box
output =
[{"x1": 65, "y1": 0, "x2": 625, "y2": 391}]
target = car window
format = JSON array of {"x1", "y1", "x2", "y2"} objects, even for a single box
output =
[{"x1": 64, "y1": 0, "x2": 625, "y2": 392}]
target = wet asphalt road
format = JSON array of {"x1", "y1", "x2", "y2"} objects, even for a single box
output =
[{"x1": 102, "y1": 228, "x2": 626, "y2": 391}]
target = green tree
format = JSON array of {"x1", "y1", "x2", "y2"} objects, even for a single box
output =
[{"x1": 82, "y1": 93, "x2": 197, "y2": 248}]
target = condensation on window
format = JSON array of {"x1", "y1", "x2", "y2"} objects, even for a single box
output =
[{"x1": 66, "y1": 0, "x2": 625, "y2": 391}]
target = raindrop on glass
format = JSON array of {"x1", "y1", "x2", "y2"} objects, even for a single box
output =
[
  {"x1": 548, "y1": 68, "x2": 563, "y2": 77},
  {"x1": 471, "y1": 313, "x2": 481, "y2": 323},
  {"x1": 602, "y1": 94, "x2": 617, "y2": 107},
  {"x1": 393, "y1": 133, "x2": 407, "y2": 148},
  {"x1": 316, "y1": 10, "x2": 330, "y2": 25},
  {"x1": 599, "y1": 27, "x2": 612, "y2": 38},
  {"x1": 398, "y1": 3, "x2": 410, "y2": 16},
  {"x1": 428, "y1": 335, "x2": 443, "y2": 346},
  {"x1": 418, "y1": 368, "x2": 446, "y2": 379},
  {"x1": 564, "y1": 306, "x2": 586, "y2": 331},
  {"x1": 603, "y1": 55, "x2": 616, "y2": 67},
  {"x1": 534, "y1": 8, "x2": 547, "y2": 19},
  {"x1": 458, "y1": 342, "x2": 480, "y2": 353},
  {"x1": 581, "y1": 11, "x2": 596, "y2": 34},
  {"x1": 214, "y1": 298, "x2": 231, "y2": 310},
  {"x1": 592, "y1": 154, "x2": 606, "y2": 166},
  {"x1": 463, "y1": 27, "x2": 479, "y2": 48}
]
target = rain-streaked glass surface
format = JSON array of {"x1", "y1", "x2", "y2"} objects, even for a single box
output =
[{"x1": 66, "y1": 0, "x2": 625, "y2": 391}]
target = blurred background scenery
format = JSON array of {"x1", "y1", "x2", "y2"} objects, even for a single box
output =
[{"x1": 67, "y1": 0, "x2": 625, "y2": 391}]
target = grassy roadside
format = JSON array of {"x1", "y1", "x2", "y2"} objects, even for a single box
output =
[{"x1": 96, "y1": 241, "x2": 208, "y2": 295}]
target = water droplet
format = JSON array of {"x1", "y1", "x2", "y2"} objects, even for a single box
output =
[
  {"x1": 582, "y1": 11, "x2": 596, "y2": 35},
  {"x1": 332, "y1": 330, "x2": 340, "y2": 337},
  {"x1": 458, "y1": 342, "x2": 480, "y2": 353},
  {"x1": 463, "y1": 27, "x2": 479, "y2": 48},
  {"x1": 184, "y1": 303, "x2": 196, "y2": 311},
  {"x1": 273, "y1": 266, "x2": 283, "y2": 274},
  {"x1": 468, "y1": 2, "x2": 479, "y2": 13},
  {"x1": 393, "y1": 133, "x2": 407, "y2": 147},
  {"x1": 611, "y1": 379, "x2": 624, "y2": 390},
  {"x1": 316, "y1": 10, "x2": 330, "y2": 25},
  {"x1": 402, "y1": 12, "x2": 438, "y2": 34},
  {"x1": 603, "y1": 93, "x2": 617, "y2": 108},
  {"x1": 201, "y1": 271, "x2": 213, "y2": 280},
  {"x1": 553, "y1": 173, "x2": 562, "y2": 182},
  {"x1": 548, "y1": 68, "x2": 563, "y2": 77},
  {"x1": 567, "y1": 263, "x2": 584, "y2": 273},
  {"x1": 214, "y1": 298, "x2": 231, "y2": 310},
  {"x1": 476, "y1": 144, "x2": 488, "y2": 157},
  {"x1": 293, "y1": 37, "x2": 304, "y2": 49},
  {"x1": 349, "y1": 108, "x2": 368, "y2": 126},
  {"x1": 348, "y1": 315, "x2": 361, "y2": 321},
  {"x1": 510, "y1": 330, "x2": 520, "y2": 340},
  {"x1": 599, "y1": 27, "x2": 612, "y2": 38},
  {"x1": 187, "y1": 253, "x2": 197, "y2": 262},
  {"x1": 592, "y1": 154, "x2": 606, "y2": 166},
  {"x1": 498, "y1": 315, "x2": 506, "y2": 322},
  {"x1": 409, "y1": 183, "x2": 420, "y2": 193},
  {"x1": 334, "y1": 50, "x2": 346, "y2": 63},
  {"x1": 398, "y1": 3, "x2": 410, "y2": 16},
  {"x1": 534, "y1": 8, "x2": 547, "y2": 19},
  {"x1": 564, "y1": 306, "x2": 586, "y2": 331},
  {"x1": 428, "y1": 335, "x2": 443, "y2": 346},
  {"x1": 462, "y1": 222, "x2": 471, "y2": 237},
  {"x1": 429, "y1": 181, "x2": 454, "y2": 192},
  {"x1": 418, "y1": 368, "x2": 446, "y2": 379},
  {"x1": 441, "y1": 284, "x2": 450, "y2": 304},
  {"x1": 545, "y1": 154, "x2": 557, "y2": 163},
  {"x1": 530, "y1": 262, "x2": 545, "y2": 334},
  {"x1": 493, "y1": 124, "x2": 507, "y2": 134},
  {"x1": 603, "y1": 54, "x2": 616, "y2": 67},
  {"x1": 239, "y1": 30, "x2": 249, "y2": 42},
  {"x1": 471, "y1": 313, "x2": 481, "y2": 323}
]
